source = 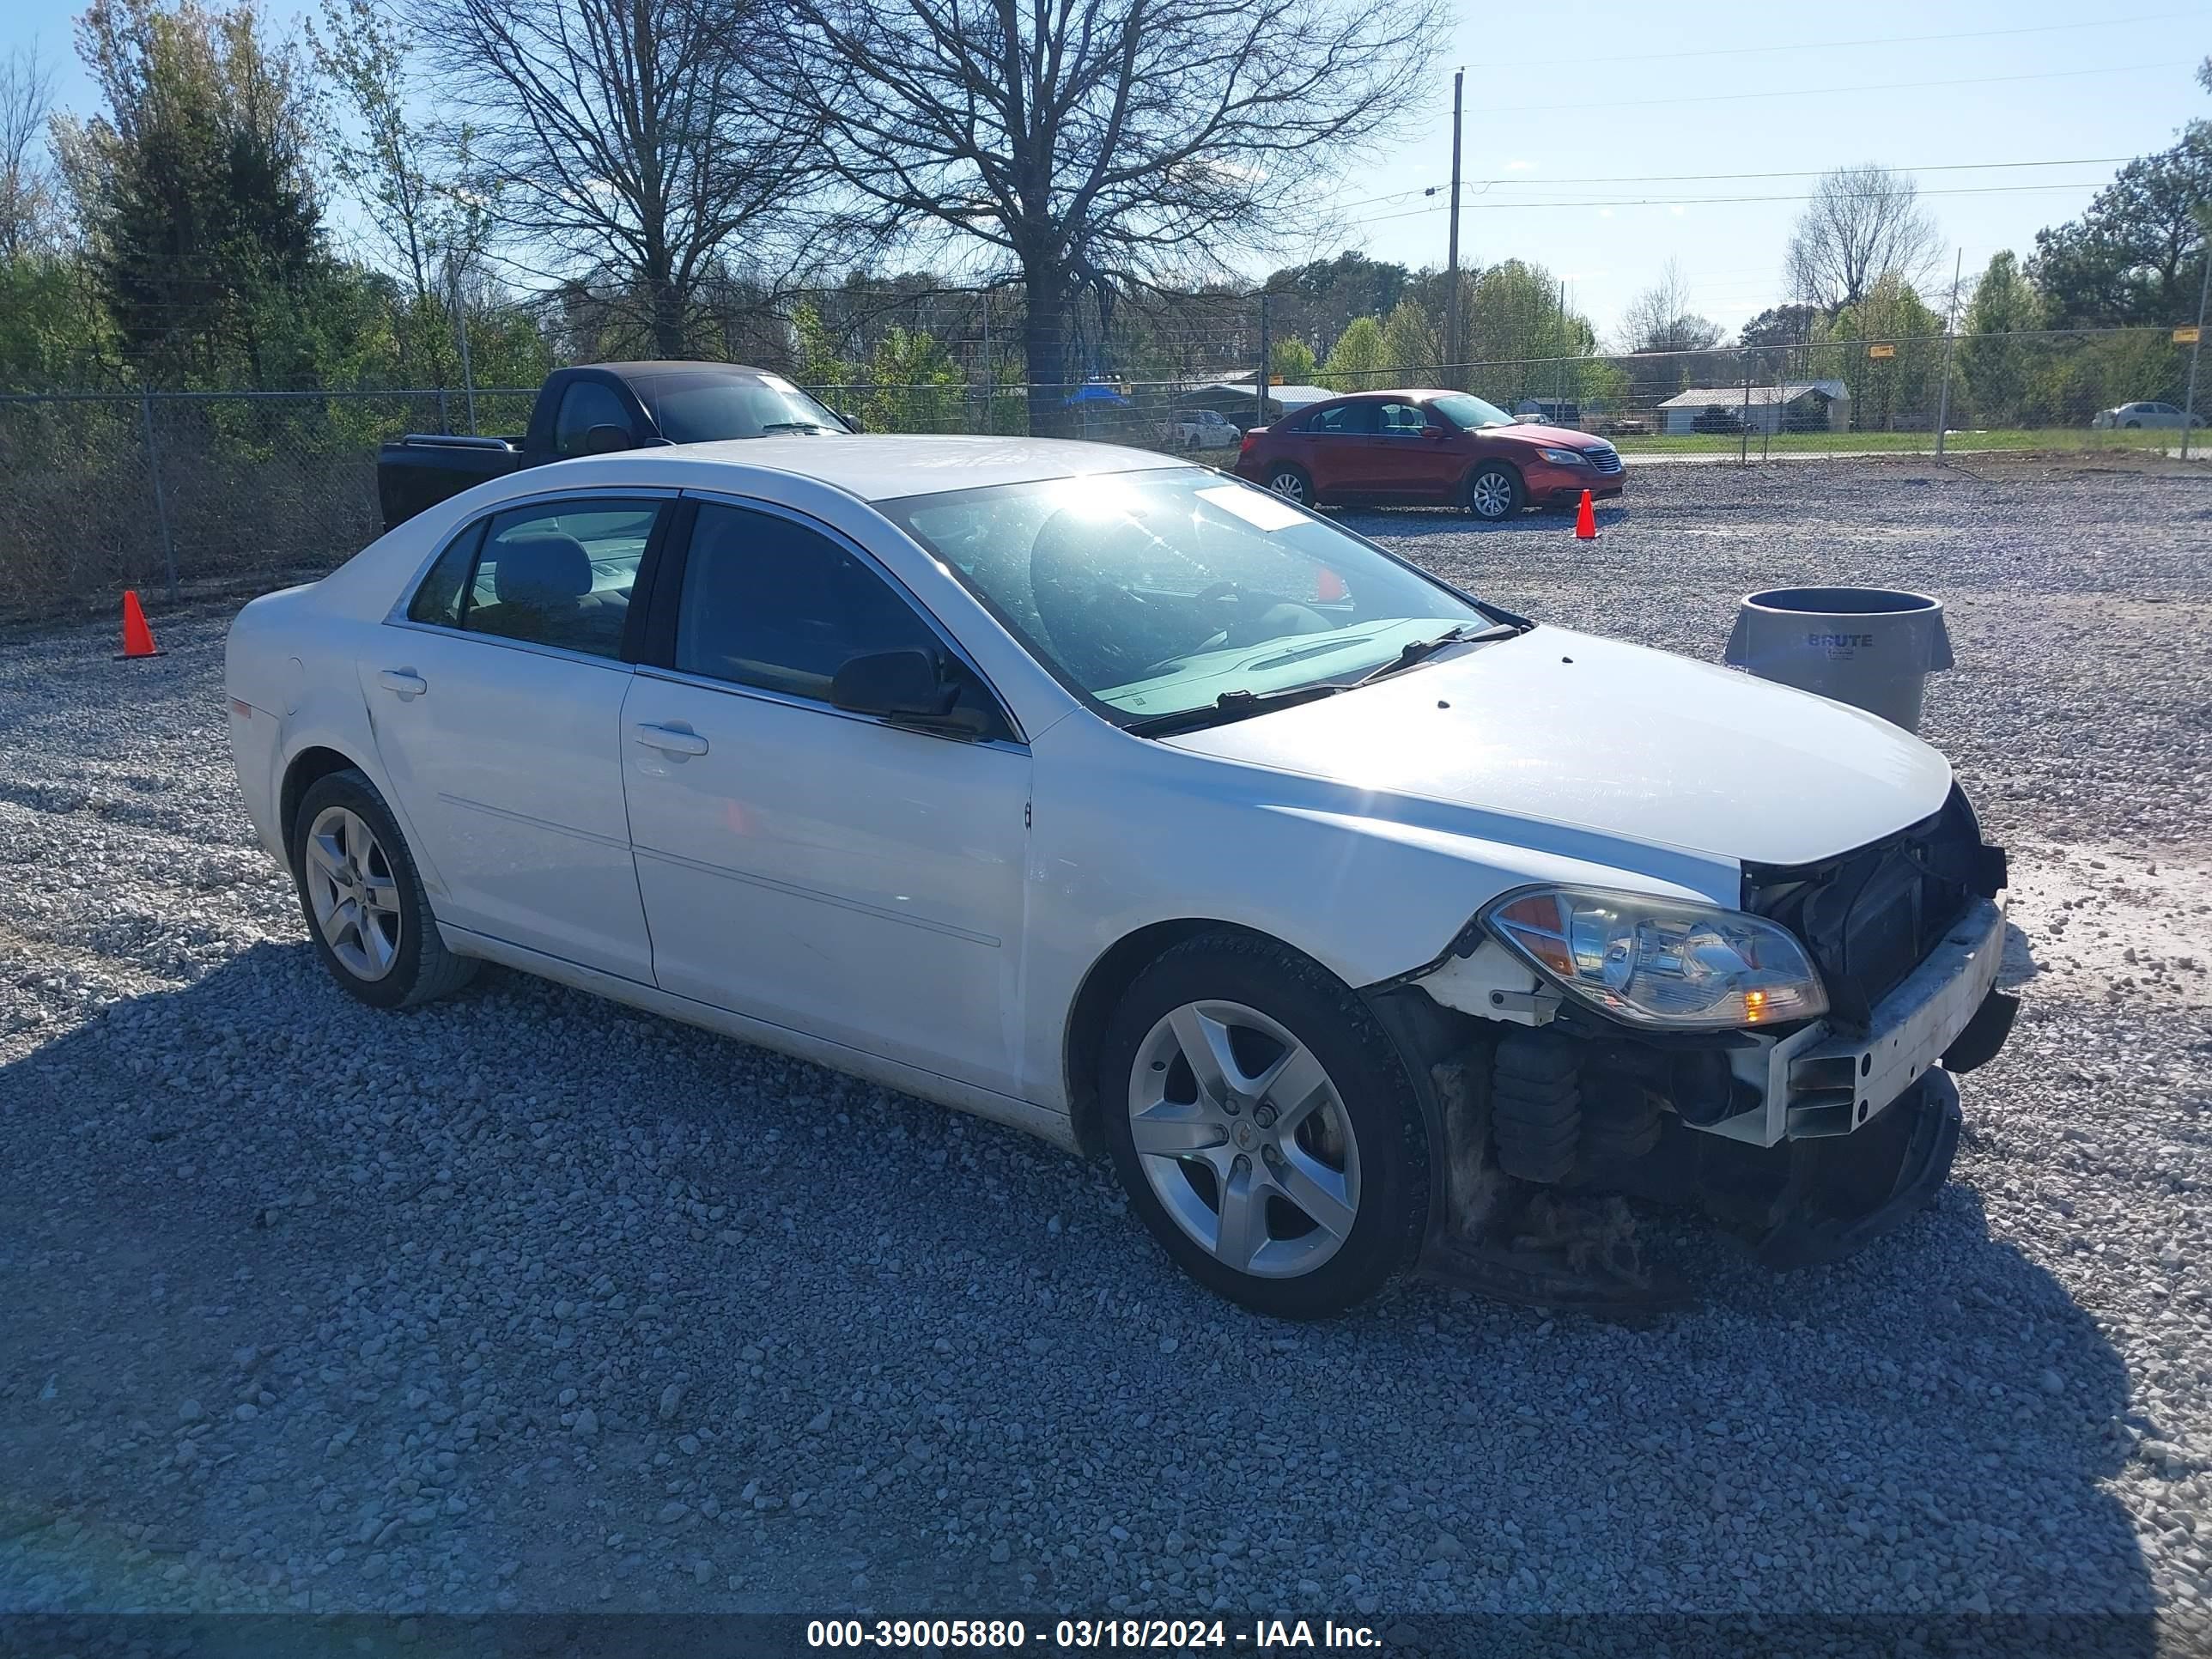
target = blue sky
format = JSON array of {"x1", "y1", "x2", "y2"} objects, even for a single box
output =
[{"x1": 8, "y1": 0, "x2": 2208, "y2": 343}]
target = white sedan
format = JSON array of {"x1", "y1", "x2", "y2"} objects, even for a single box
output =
[
  {"x1": 2090, "y1": 400, "x2": 2204, "y2": 430},
  {"x1": 228, "y1": 435, "x2": 2017, "y2": 1316}
]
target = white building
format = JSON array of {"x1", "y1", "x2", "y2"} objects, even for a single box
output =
[{"x1": 1657, "y1": 380, "x2": 1850, "y2": 435}]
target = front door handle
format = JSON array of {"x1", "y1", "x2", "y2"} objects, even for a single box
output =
[
  {"x1": 377, "y1": 668, "x2": 427, "y2": 699},
  {"x1": 633, "y1": 723, "x2": 708, "y2": 757}
]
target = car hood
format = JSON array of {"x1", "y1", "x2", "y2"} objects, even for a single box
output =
[
  {"x1": 1496, "y1": 422, "x2": 1607, "y2": 450},
  {"x1": 1162, "y1": 627, "x2": 1954, "y2": 867}
]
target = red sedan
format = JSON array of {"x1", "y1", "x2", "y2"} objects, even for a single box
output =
[{"x1": 1232, "y1": 389, "x2": 1626, "y2": 521}]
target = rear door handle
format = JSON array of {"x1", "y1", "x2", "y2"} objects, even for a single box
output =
[
  {"x1": 633, "y1": 723, "x2": 708, "y2": 757},
  {"x1": 377, "y1": 669, "x2": 427, "y2": 699}
]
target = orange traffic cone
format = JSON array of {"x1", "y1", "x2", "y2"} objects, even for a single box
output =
[
  {"x1": 1574, "y1": 489, "x2": 1598, "y2": 541},
  {"x1": 119, "y1": 589, "x2": 162, "y2": 659}
]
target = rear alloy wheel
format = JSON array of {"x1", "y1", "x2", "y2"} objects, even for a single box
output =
[
  {"x1": 1465, "y1": 462, "x2": 1523, "y2": 521},
  {"x1": 1265, "y1": 465, "x2": 1313, "y2": 507},
  {"x1": 1100, "y1": 933, "x2": 1426, "y2": 1318},
  {"x1": 291, "y1": 768, "x2": 477, "y2": 1011}
]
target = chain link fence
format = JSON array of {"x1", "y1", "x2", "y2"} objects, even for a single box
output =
[{"x1": 1, "y1": 325, "x2": 2200, "y2": 622}]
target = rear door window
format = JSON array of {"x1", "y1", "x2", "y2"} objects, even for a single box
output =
[
  {"x1": 1309, "y1": 403, "x2": 1378, "y2": 435},
  {"x1": 441, "y1": 499, "x2": 661, "y2": 659}
]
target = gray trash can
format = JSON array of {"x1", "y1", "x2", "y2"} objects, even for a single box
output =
[{"x1": 1723, "y1": 586, "x2": 1953, "y2": 732}]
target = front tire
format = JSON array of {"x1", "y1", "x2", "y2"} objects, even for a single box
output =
[
  {"x1": 1099, "y1": 933, "x2": 1428, "y2": 1318},
  {"x1": 1465, "y1": 462, "x2": 1523, "y2": 521},
  {"x1": 290, "y1": 769, "x2": 477, "y2": 1010}
]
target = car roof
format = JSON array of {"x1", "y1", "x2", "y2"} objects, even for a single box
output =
[
  {"x1": 1322, "y1": 389, "x2": 1455, "y2": 402},
  {"x1": 519, "y1": 434, "x2": 1189, "y2": 505}
]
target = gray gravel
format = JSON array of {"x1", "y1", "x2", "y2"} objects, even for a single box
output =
[{"x1": 2, "y1": 458, "x2": 2209, "y2": 1635}]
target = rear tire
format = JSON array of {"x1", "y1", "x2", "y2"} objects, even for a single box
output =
[
  {"x1": 1263, "y1": 464, "x2": 1314, "y2": 507},
  {"x1": 1465, "y1": 462, "x2": 1523, "y2": 521},
  {"x1": 290, "y1": 769, "x2": 477, "y2": 1011},
  {"x1": 1099, "y1": 933, "x2": 1428, "y2": 1318}
]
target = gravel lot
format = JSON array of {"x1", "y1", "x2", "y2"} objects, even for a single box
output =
[{"x1": 3, "y1": 458, "x2": 2209, "y2": 1644}]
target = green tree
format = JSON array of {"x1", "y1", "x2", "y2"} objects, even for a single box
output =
[
  {"x1": 1261, "y1": 252, "x2": 1410, "y2": 352},
  {"x1": 789, "y1": 301, "x2": 855, "y2": 393},
  {"x1": 2030, "y1": 134, "x2": 2212, "y2": 327},
  {"x1": 307, "y1": 0, "x2": 490, "y2": 384},
  {"x1": 55, "y1": 0, "x2": 325, "y2": 386},
  {"x1": 1455, "y1": 259, "x2": 1595, "y2": 402},
  {"x1": 1320, "y1": 313, "x2": 1389, "y2": 391},
  {"x1": 861, "y1": 325, "x2": 963, "y2": 433},
  {"x1": 1270, "y1": 337, "x2": 1317, "y2": 384},
  {"x1": 1956, "y1": 252, "x2": 2045, "y2": 425},
  {"x1": 1821, "y1": 274, "x2": 1945, "y2": 430},
  {"x1": 1379, "y1": 299, "x2": 1437, "y2": 378}
]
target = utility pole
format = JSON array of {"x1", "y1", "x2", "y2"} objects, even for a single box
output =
[
  {"x1": 448, "y1": 257, "x2": 477, "y2": 436},
  {"x1": 2184, "y1": 249, "x2": 2210, "y2": 464},
  {"x1": 1255, "y1": 294, "x2": 1271, "y2": 430},
  {"x1": 1935, "y1": 246, "x2": 1962, "y2": 464},
  {"x1": 1444, "y1": 67, "x2": 1463, "y2": 389},
  {"x1": 981, "y1": 291, "x2": 994, "y2": 434}
]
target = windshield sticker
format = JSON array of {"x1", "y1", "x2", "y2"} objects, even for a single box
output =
[{"x1": 1196, "y1": 484, "x2": 1310, "y2": 532}]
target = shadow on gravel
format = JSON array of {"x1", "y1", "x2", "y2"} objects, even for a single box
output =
[{"x1": 0, "y1": 944, "x2": 2160, "y2": 1640}]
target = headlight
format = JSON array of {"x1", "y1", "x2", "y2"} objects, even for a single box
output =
[
  {"x1": 1485, "y1": 886, "x2": 1827, "y2": 1030},
  {"x1": 1535, "y1": 446, "x2": 1588, "y2": 465}
]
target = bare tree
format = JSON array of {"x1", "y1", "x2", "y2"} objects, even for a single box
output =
[
  {"x1": 772, "y1": 0, "x2": 1445, "y2": 432},
  {"x1": 413, "y1": 0, "x2": 825, "y2": 356},
  {"x1": 0, "y1": 40, "x2": 58, "y2": 258},
  {"x1": 1785, "y1": 162, "x2": 1942, "y2": 312},
  {"x1": 1620, "y1": 258, "x2": 1721, "y2": 354}
]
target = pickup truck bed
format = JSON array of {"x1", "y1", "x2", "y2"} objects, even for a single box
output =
[
  {"x1": 376, "y1": 434, "x2": 526, "y2": 532},
  {"x1": 374, "y1": 362, "x2": 852, "y2": 532}
]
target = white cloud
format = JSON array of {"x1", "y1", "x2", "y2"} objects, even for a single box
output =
[
  {"x1": 1598, "y1": 207, "x2": 1614, "y2": 219},
  {"x1": 1504, "y1": 159, "x2": 1535, "y2": 172},
  {"x1": 1669, "y1": 204, "x2": 1686, "y2": 216}
]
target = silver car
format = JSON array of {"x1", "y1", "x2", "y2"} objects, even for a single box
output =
[{"x1": 2090, "y1": 400, "x2": 2204, "y2": 430}]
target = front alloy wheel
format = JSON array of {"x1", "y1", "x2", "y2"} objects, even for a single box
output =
[
  {"x1": 1099, "y1": 933, "x2": 1427, "y2": 1318},
  {"x1": 1127, "y1": 1000, "x2": 1360, "y2": 1280},
  {"x1": 1466, "y1": 462, "x2": 1522, "y2": 521}
]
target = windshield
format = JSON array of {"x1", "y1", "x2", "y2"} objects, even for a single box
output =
[
  {"x1": 882, "y1": 469, "x2": 1492, "y2": 725},
  {"x1": 1429, "y1": 392, "x2": 1515, "y2": 430},
  {"x1": 629, "y1": 370, "x2": 848, "y2": 441}
]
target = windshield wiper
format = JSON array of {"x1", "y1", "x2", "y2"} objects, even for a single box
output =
[
  {"x1": 1122, "y1": 683, "x2": 1346, "y2": 738},
  {"x1": 1352, "y1": 622, "x2": 1519, "y2": 688},
  {"x1": 759, "y1": 421, "x2": 831, "y2": 434}
]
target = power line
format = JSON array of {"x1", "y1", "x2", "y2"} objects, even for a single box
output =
[
  {"x1": 1468, "y1": 156, "x2": 2137, "y2": 188},
  {"x1": 1345, "y1": 179, "x2": 2127, "y2": 228},
  {"x1": 1487, "y1": 60, "x2": 2180, "y2": 116},
  {"x1": 1547, "y1": 10, "x2": 2200, "y2": 67}
]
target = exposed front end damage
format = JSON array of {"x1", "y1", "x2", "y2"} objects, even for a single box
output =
[{"x1": 1364, "y1": 787, "x2": 2017, "y2": 1309}]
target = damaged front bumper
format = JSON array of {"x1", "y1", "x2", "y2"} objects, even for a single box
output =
[
  {"x1": 1384, "y1": 896, "x2": 2017, "y2": 1304},
  {"x1": 1698, "y1": 895, "x2": 2013, "y2": 1149}
]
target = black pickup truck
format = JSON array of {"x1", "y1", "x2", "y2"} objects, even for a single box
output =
[{"x1": 376, "y1": 361, "x2": 852, "y2": 531}]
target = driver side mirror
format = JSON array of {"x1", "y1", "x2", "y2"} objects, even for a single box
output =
[
  {"x1": 584, "y1": 422, "x2": 635, "y2": 454},
  {"x1": 1422, "y1": 423, "x2": 1449, "y2": 440}
]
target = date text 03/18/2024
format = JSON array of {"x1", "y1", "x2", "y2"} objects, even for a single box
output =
[{"x1": 805, "y1": 1617, "x2": 1383, "y2": 1650}]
